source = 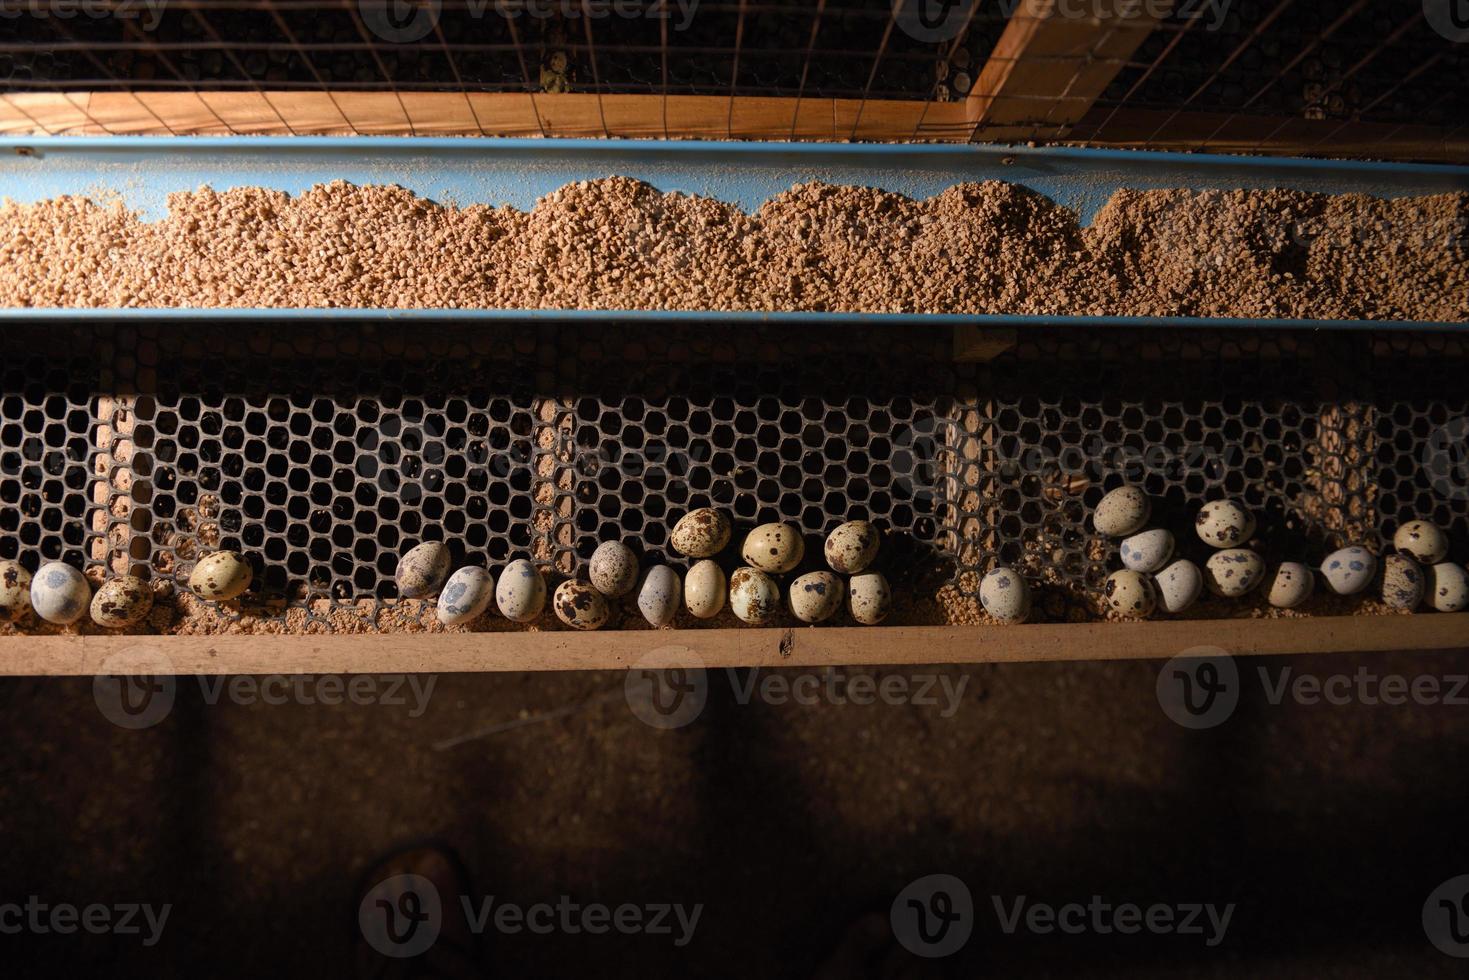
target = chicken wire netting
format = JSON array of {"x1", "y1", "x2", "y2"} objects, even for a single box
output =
[{"x1": 0, "y1": 319, "x2": 1466, "y2": 630}]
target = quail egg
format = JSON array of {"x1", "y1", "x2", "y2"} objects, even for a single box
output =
[
  {"x1": 1204, "y1": 548, "x2": 1265, "y2": 597},
  {"x1": 1104, "y1": 569, "x2": 1156, "y2": 618},
  {"x1": 1425, "y1": 562, "x2": 1469, "y2": 613},
  {"x1": 789, "y1": 571, "x2": 844, "y2": 624},
  {"x1": 1393, "y1": 520, "x2": 1448, "y2": 564},
  {"x1": 495, "y1": 559, "x2": 546, "y2": 623},
  {"x1": 588, "y1": 541, "x2": 639, "y2": 597},
  {"x1": 683, "y1": 560, "x2": 726, "y2": 619},
  {"x1": 437, "y1": 566, "x2": 495, "y2": 626},
  {"x1": 1266, "y1": 561, "x2": 1315, "y2": 609},
  {"x1": 1320, "y1": 545, "x2": 1376, "y2": 596},
  {"x1": 1119, "y1": 528, "x2": 1174, "y2": 573},
  {"x1": 1093, "y1": 486, "x2": 1150, "y2": 537},
  {"x1": 979, "y1": 567, "x2": 1031, "y2": 624},
  {"x1": 394, "y1": 542, "x2": 451, "y2": 599},
  {"x1": 1195, "y1": 500, "x2": 1255, "y2": 549},
  {"x1": 554, "y1": 580, "x2": 609, "y2": 630},
  {"x1": 741, "y1": 523, "x2": 805, "y2": 574},
  {"x1": 670, "y1": 508, "x2": 731, "y2": 558},
  {"x1": 30, "y1": 562, "x2": 91, "y2": 625},
  {"x1": 824, "y1": 520, "x2": 879, "y2": 574},
  {"x1": 1155, "y1": 558, "x2": 1203, "y2": 614},
  {"x1": 636, "y1": 565, "x2": 682, "y2": 627},
  {"x1": 847, "y1": 571, "x2": 892, "y2": 625},
  {"x1": 0, "y1": 560, "x2": 31, "y2": 623},
  {"x1": 90, "y1": 575, "x2": 154, "y2": 629},
  {"x1": 729, "y1": 567, "x2": 781, "y2": 625},
  {"x1": 1381, "y1": 555, "x2": 1424, "y2": 611},
  {"x1": 186, "y1": 550, "x2": 252, "y2": 602}
]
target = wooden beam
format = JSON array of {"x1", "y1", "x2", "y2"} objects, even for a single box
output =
[{"x1": 2, "y1": 615, "x2": 1463, "y2": 676}]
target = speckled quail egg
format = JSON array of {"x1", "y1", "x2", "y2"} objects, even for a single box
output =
[
  {"x1": 1320, "y1": 545, "x2": 1376, "y2": 596},
  {"x1": 1093, "y1": 486, "x2": 1150, "y2": 537},
  {"x1": 824, "y1": 520, "x2": 879, "y2": 574},
  {"x1": 554, "y1": 580, "x2": 609, "y2": 630},
  {"x1": 1104, "y1": 569, "x2": 1156, "y2": 618},
  {"x1": 1155, "y1": 559, "x2": 1203, "y2": 614},
  {"x1": 1119, "y1": 528, "x2": 1174, "y2": 573},
  {"x1": 670, "y1": 508, "x2": 731, "y2": 558},
  {"x1": 847, "y1": 571, "x2": 892, "y2": 625},
  {"x1": 636, "y1": 565, "x2": 682, "y2": 627},
  {"x1": 978, "y1": 567, "x2": 1031, "y2": 624},
  {"x1": 90, "y1": 575, "x2": 154, "y2": 629},
  {"x1": 1393, "y1": 520, "x2": 1448, "y2": 564},
  {"x1": 394, "y1": 542, "x2": 451, "y2": 599},
  {"x1": 729, "y1": 567, "x2": 781, "y2": 625},
  {"x1": 588, "y1": 541, "x2": 639, "y2": 597},
  {"x1": 1266, "y1": 562, "x2": 1315, "y2": 609},
  {"x1": 1204, "y1": 548, "x2": 1264, "y2": 597},
  {"x1": 684, "y1": 560, "x2": 727, "y2": 619},
  {"x1": 789, "y1": 571, "x2": 844, "y2": 624},
  {"x1": 1381, "y1": 555, "x2": 1424, "y2": 611},
  {"x1": 0, "y1": 560, "x2": 32, "y2": 623},
  {"x1": 1195, "y1": 500, "x2": 1255, "y2": 549},
  {"x1": 30, "y1": 562, "x2": 91, "y2": 625},
  {"x1": 741, "y1": 523, "x2": 805, "y2": 574},
  {"x1": 495, "y1": 559, "x2": 546, "y2": 623},
  {"x1": 1425, "y1": 562, "x2": 1469, "y2": 613},
  {"x1": 187, "y1": 550, "x2": 253, "y2": 602},
  {"x1": 436, "y1": 567, "x2": 495, "y2": 626}
]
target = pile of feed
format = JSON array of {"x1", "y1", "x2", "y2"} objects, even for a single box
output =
[{"x1": 1, "y1": 179, "x2": 1464, "y2": 319}]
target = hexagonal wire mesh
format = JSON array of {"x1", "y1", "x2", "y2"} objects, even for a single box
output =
[{"x1": 0, "y1": 320, "x2": 1466, "y2": 630}]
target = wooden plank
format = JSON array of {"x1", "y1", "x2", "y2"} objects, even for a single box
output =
[
  {"x1": 2, "y1": 615, "x2": 1463, "y2": 676},
  {"x1": 952, "y1": 326, "x2": 1017, "y2": 362}
]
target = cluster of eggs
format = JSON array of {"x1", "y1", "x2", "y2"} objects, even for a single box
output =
[
  {"x1": 0, "y1": 550, "x2": 253, "y2": 629},
  {"x1": 392, "y1": 509, "x2": 892, "y2": 632}
]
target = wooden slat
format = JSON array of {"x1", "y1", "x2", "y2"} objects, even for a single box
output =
[{"x1": 1, "y1": 615, "x2": 1463, "y2": 676}]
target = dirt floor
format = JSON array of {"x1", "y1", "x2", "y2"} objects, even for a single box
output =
[{"x1": 2, "y1": 646, "x2": 1468, "y2": 977}]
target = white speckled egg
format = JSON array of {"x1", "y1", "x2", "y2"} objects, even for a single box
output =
[
  {"x1": 554, "y1": 580, "x2": 609, "y2": 630},
  {"x1": 189, "y1": 550, "x2": 253, "y2": 601},
  {"x1": 1381, "y1": 555, "x2": 1424, "y2": 610},
  {"x1": 684, "y1": 560, "x2": 726, "y2": 619},
  {"x1": 90, "y1": 575, "x2": 154, "y2": 629},
  {"x1": 588, "y1": 541, "x2": 639, "y2": 597},
  {"x1": 495, "y1": 559, "x2": 546, "y2": 623},
  {"x1": 636, "y1": 565, "x2": 682, "y2": 627},
  {"x1": 1266, "y1": 562, "x2": 1315, "y2": 609},
  {"x1": 788, "y1": 571, "x2": 844, "y2": 624},
  {"x1": 1204, "y1": 548, "x2": 1264, "y2": 597},
  {"x1": 670, "y1": 508, "x2": 731, "y2": 558},
  {"x1": 394, "y1": 542, "x2": 450, "y2": 599},
  {"x1": 30, "y1": 562, "x2": 91, "y2": 625},
  {"x1": 1425, "y1": 562, "x2": 1469, "y2": 613},
  {"x1": 1195, "y1": 500, "x2": 1255, "y2": 549},
  {"x1": 1093, "y1": 486, "x2": 1150, "y2": 537},
  {"x1": 847, "y1": 571, "x2": 892, "y2": 625},
  {"x1": 979, "y1": 567, "x2": 1031, "y2": 624},
  {"x1": 0, "y1": 560, "x2": 32, "y2": 623},
  {"x1": 1155, "y1": 559, "x2": 1202, "y2": 613},
  {"x1": 1320, "y1": 546, "x2": 1376, "y2": 596},
  {"x1": 1119, "y1": 528, "x2": 1174, "y2": 573},
  {"x1": 824, "y1": 521, "x2": 879, "y2": 574},
  {"x1": 1394, "y1": 520, "x2": 1448, "y2": 564},
  {"x1": 729, "y1": 567, "x2": 781, "y2": 625},
  {"x1": 741, "y1": 523, "x2": 805, "y2": 574},
  {"x1": 1104, "y1": 569, "x2": 1156, "y2": 618},
  {"x1": 436, "y1": 566, "x2": 495, "y2": 626}
]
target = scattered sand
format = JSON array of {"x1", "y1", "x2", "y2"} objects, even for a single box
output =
[{"x1": 1, "y1": 178, "x2": 1464, "y2": 319}]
